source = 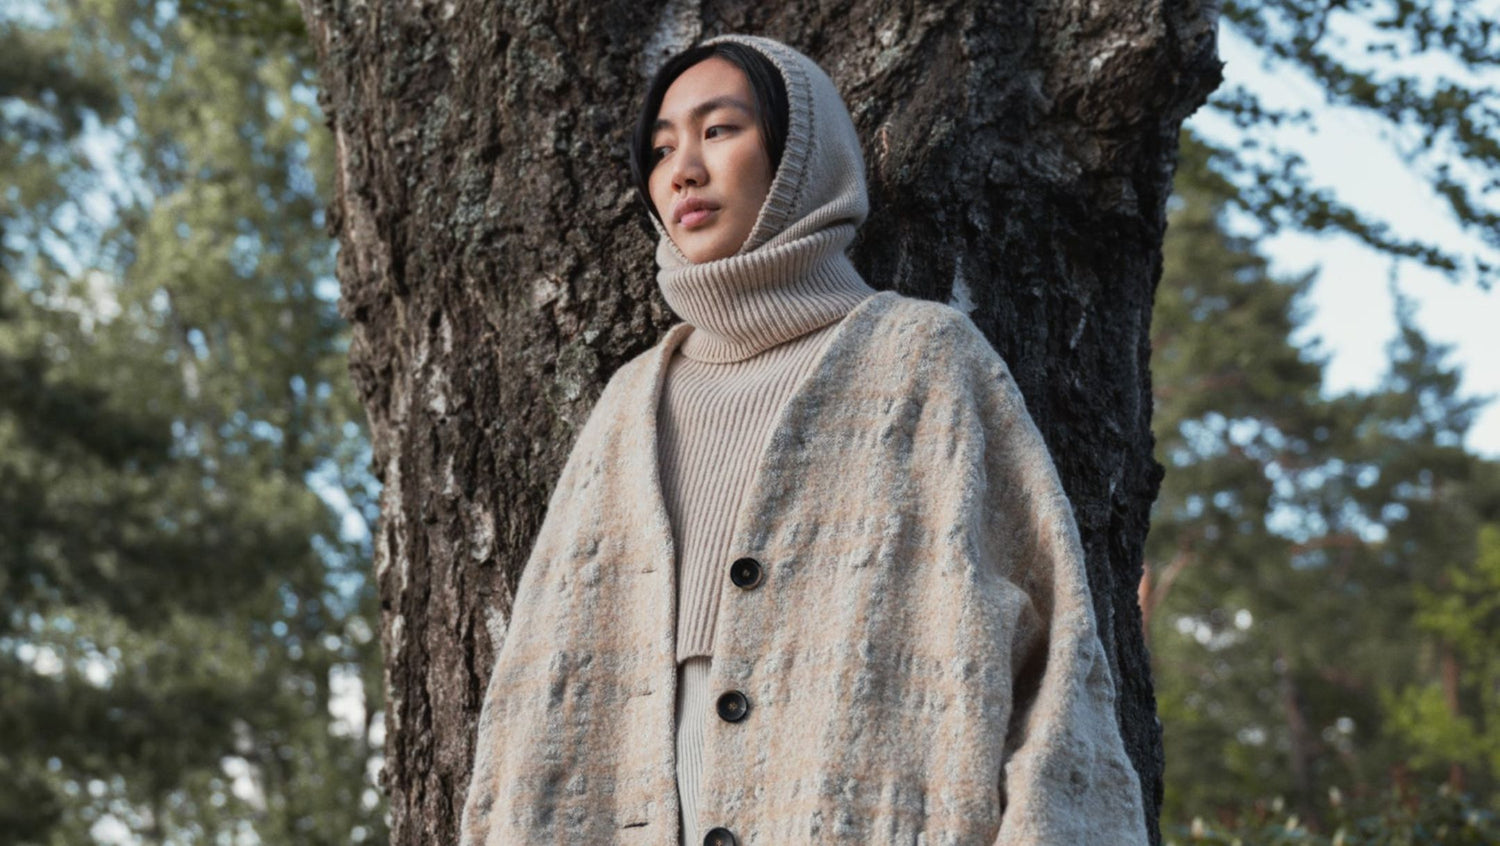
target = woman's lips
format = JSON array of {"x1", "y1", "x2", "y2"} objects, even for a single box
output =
[{"x1": 679, "y1": 207, "x2": 716, "y2": 229}]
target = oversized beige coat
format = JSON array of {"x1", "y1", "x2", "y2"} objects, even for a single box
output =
[{"x1": 458, "y1": 288, "x2": 1149, "y2": 845}]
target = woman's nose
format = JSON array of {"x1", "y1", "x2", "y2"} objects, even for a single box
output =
[{"x1": 671, "y1": 145, "x2": 707, "y2": 191}]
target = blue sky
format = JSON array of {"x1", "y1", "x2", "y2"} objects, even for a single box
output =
[{"x1": 1189, "y1": 16, "x2": 1500, "y2": 458}]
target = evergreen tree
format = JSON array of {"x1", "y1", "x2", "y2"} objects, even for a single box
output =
[
  {"x1": 0, "y1": 2, "x2": 384, "y2": 842},
  {"x1": 1149, "y1": 128, "x2": 1339, "y2": 821},
  {"x1": 1354, "y1": 291, "x2": 1500, "y2": 799},
  {"x1": 1385, "y1": 522, "x2": 1500, "y2": 796},
  {"x1": 1152, "y1": 131, "x2": 1500, "y2": 827}
]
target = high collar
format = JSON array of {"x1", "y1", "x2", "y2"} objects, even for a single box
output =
[
  {"x1": 650, "y1": 34, "x2": 876, "y2": 364},
  {"x1": 656, "y1": 225, "x2": 876, "y2": 363}
]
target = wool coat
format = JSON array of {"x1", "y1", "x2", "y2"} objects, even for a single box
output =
[{"x1": 458, "y1": 286, "x2": 1150, "y2": 845}]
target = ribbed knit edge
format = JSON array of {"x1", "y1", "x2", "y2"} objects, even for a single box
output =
[
  {"x1": 675, "y1": 656, "x2": 712, "y2": 846},
  {"x1": 662, "y1": 228, "x2": 875, "y2": 363}
]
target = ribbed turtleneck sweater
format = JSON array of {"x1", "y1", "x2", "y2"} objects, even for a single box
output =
[{"x1": 657, "y1": 233, "x2": 879, "y2": 846}]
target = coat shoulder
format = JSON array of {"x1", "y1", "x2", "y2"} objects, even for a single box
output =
[
  {"x1": 600, "y1": 335, "x2": 665, "y2": 395},
  {"x1": 586, "y1": 324, "x2": 687, "y2": 417},
  {"x1": 865, "y1": 292, "x2": 1014, "y2": 383}
]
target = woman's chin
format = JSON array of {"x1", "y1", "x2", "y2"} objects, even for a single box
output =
[{"x1": 677, "y1": 235, "x2": 739, "y2": 264}]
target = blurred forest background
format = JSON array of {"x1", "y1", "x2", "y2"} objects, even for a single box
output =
[{"x1": 2, "y1": 1, "x2": 1497, "y2": 844}]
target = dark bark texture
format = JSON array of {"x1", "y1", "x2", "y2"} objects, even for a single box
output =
[{"x1": 296, "y1": 0, "x2": 1221, "y2": 842}]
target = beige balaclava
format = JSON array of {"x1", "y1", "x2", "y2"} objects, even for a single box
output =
[{"x1": 650, "y1": 34, "x2": 877, "y2": 363}]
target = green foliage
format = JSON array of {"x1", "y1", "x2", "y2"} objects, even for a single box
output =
[
  {"x1": 1411, "y1": 525, "x2": 1500, "y2": 659},
  {"x1": 1165, "y1": 786, "x2": 1500, "y2": 845},
  {"x1": 1384, "y1": 524, "x2": 1500, "y2": 777},
  {"x1": 0, "y1": 1, "x2": 383, "y2": 842},
  {"x1": 177, "y1": 0, "x2": 310, "y2": 62},
  {"x1": 1152, "y1": 127, "x2": 1500, "y2": 830}
]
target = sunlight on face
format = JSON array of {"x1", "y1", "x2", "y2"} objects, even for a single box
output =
[{"x1": 648, "y1": 57, "x2": 775, "y2": 263}]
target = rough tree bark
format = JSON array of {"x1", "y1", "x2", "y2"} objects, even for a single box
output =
[{"x1": 296, "y1": 1, "x2": 1221, "y2": 842}]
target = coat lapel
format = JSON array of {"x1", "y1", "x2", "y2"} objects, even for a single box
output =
[{"x1": 615, "y1": 319, "x2": 695, "y2": 834}]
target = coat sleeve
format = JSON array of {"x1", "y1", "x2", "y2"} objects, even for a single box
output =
[{"x1": 966, "y1": 338, "x2": 1150, "y2": 845}]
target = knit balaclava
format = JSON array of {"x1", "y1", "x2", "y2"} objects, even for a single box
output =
[{"x1": 650, "y1": 34, "x2": 877, "y2": 363}]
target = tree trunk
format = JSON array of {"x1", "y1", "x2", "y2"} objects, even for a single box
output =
[
  {"x1": 1440, "y1": 644, "x2": 1466, "y2": 792},
  {"x1": 1277, "y1": 650, "x2": 1321, "y2": 828},
  {"x1": 295, "y1": 1, "x2": 1221, "y2": 842}
]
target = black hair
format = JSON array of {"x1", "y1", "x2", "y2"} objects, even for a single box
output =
[{"x1": 629, "y1": 41, "x2": 789, "y2": 227}]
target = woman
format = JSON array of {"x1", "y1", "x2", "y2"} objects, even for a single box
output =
[{"x1": 459, "y1": 34, "x2": 1148, "y2": 846}]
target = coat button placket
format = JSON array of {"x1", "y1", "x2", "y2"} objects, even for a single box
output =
[{"x1": 704, "y1": 557, "x2": 757, "y2": 846}]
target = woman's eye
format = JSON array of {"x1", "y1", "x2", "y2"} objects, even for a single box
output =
[
  {"x1": 705, "y1": 125, "x2": 735, "y2": 139},
  {"x1": 652, "y1": 145, "x2": 671, "y2": 162}
]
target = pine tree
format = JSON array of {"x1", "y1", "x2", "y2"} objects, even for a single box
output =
[
  {"x1": 1385, "y1": 522, "x2": 1500, "y2": 796},
  {"x1": 1356, "y1": 290, "x2": 1500, "y2": 800},
  {"x1": 1149, "y1": 128, "x2": 1341, "y2": 821},
  {"x1": 1151, "y1": 131, "x2": 1500, "y2": 827},
  {"x1": 0, "y1": 2, "x2": 384, "y2": 841}
]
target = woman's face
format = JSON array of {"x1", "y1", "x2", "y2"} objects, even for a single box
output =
[{"x1": 648, "y1": 57, "x2": 774, "y2": 263}]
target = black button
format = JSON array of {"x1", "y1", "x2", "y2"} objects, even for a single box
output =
[
  {"x1": 715, "y1": 689, "x2": 750, "y2": 722},
  {"x1": 729, "y1": 556, "x2": 764, "y2": 589},
  {"x1": 703, "y1": 827, "x2": 737, "y2": 846}
]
